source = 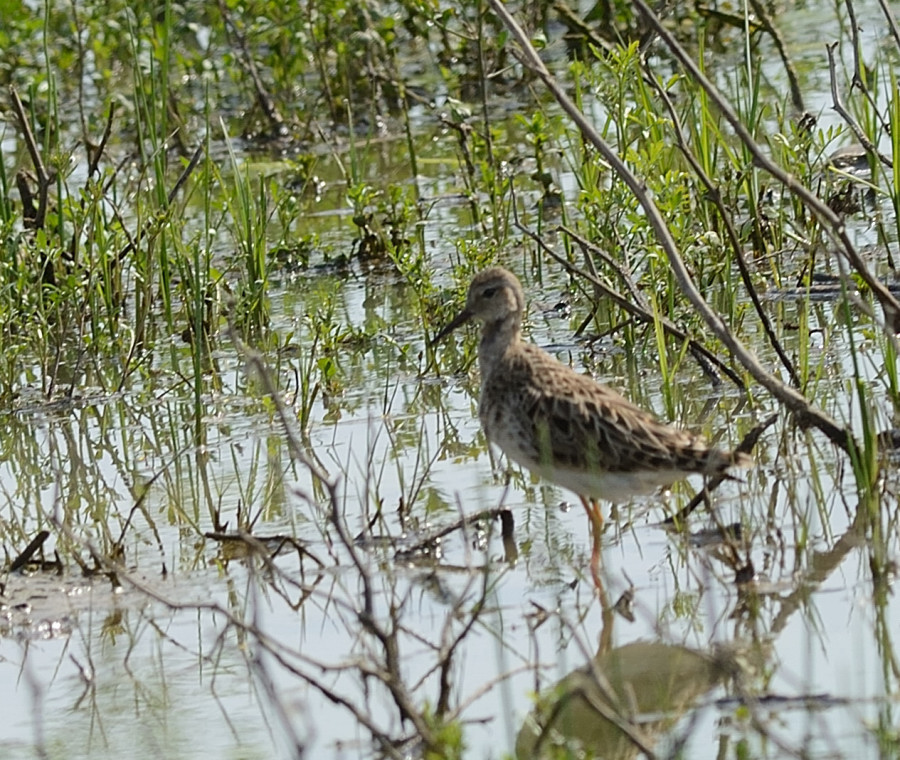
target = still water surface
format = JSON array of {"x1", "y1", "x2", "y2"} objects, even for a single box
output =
[{"x1": 3, "y1": 2, "x2": 900, "y2": 758}]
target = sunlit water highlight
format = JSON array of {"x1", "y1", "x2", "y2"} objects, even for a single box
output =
[{"x1": 4, "y1": 3, "x2": 900, "y2": 759}]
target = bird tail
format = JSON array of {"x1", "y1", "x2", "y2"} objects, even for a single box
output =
[{"x1": 704, "y1": 447, "x2": 751, "y2": 475}]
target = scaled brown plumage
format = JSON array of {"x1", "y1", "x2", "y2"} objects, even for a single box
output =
[{"x1": 434, "y1": 267, "x2": 749, "y2": 519}]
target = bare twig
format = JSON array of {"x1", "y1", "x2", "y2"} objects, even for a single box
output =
[
  {"x1": 232, "y1": 328, "x2": 438, "y2": 744},
  {"x1": 841, "y1": 0, "x2": 890, "y2": 142},
  {"x1": 204, "y1": 530, "x2": 327, "y2": 569},
  {"x1": 10, "y1": 85, "x2": 53, "y2": 230},
  {"x1": 552, "y1": 1, "x2": 616, "y2": 57},
  {"x1": 9, "y1": 531, "x2": 51, "y2": 573},
  {"x1": 550, "y1": 224, "x2": 747, "y2": 390},
  {"x1": 665, "y1": 413, "x2": 778, "y2": 525},
  {"x1": 629, "y1": 0, "x2": 900, "y2": 333},
  {"x1": 113, "y1": 144, "x2": 204, "y2": 264},
  {"x1": 825, "y1": 42, "x2": 892, "y2": 169},
  {"x1": 875, "y1": 0, "x2": 900, "y2": 53},
  {"x1": 217, "y1": 0, "x2": 286, "y2": 134},
  {"x1": 644, "y1": 74, "x2": 800, "y2": 387},
  {"x1": 747, "y1": 0, "x2": 805, "y2": 114},
  {"x1": 112, "y1": 440, "x2": 199, "y2": 562},
  {"x1": 488, "y1": 0, "x2": 852, "y2": 453},
  {"x1": 394, "y1": 507, "x2": 513, "y2": 559}
]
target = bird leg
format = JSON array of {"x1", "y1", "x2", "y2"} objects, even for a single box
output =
[{"x1": 579, "y1": 496, "x2": 604, "y2": 591}]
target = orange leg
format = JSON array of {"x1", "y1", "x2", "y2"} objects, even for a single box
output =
[{"x1": 579, "y1": 496, "x2": 604, "y2": 591}]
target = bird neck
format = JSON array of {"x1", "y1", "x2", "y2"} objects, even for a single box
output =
[{"x1": 478, "y1": 316, "x2": 521, "y2": 378}]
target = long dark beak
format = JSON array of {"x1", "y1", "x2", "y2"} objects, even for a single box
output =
[{"x1": 431, "y1": 308, "x2": 473, "y2": 346}]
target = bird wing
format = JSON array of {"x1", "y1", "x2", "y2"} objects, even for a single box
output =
[{"x1": 508, "y1": 346, "x2": 714, "y2": 474}]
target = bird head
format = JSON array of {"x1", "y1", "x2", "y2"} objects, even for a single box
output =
[{"x1": 432, "y1": 267, "x2": 525, "y2": 344}]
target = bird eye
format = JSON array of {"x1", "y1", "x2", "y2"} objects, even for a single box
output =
[{"x1": 482, "y1": 286, "x2": 497, "y2": 298}]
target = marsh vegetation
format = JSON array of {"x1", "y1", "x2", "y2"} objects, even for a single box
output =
[{"x1": 2, "y1": 0, "x2": 900, "y2": 758}]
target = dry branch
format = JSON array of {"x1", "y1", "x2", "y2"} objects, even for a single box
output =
[
  {"x1": 629, "y1": 0, "x2": 900, "y2": 334},
  {"x1": 487, "y1": 0, "x2": 852, "y2": 454}
]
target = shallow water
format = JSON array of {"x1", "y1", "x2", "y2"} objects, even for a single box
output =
[{"x1": 3, "y1": 1, "x2": 900, "y2": 759}]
